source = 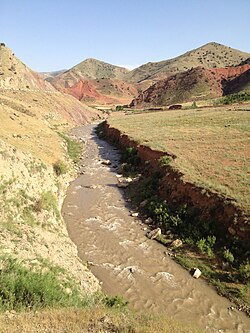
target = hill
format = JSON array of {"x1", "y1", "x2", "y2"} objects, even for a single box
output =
[
  {"x1": 124, "y1": 42, "x2": 250, "y2": 83},
  {"x1": 51, "y1": 58, "x2": 129, "y2": 88},
  {"x1": 49, "y1": 42, "x2": 250, "y2": 106},
  {"x1": 41, "y1": 69, "x2": 67, "y2": 82},
  {"x1": 130, "y1": 64, "x2": 250, "y2": 108},
  {"x1": 0, "y1": 43, "x2": 55, "y2": 91},
  {"x1": 49, "y1": 58, "x2": 137, "y2": 105},
  {"x1": 61, "y1": 78, "x2": 139, "y2": 105}
]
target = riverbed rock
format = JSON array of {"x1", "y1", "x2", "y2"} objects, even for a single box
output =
[
  {"x1": 146, "y1": 228, "x2": 161, "y2": 240},
  {"x1": 101, "y1": 159, "x2": 111, "y2": 166},
  {"x1": 131, "y1": 212, "x2": 139, "y2": 217},
  {"x1": 191, "y1": 267, "x2": 202, "y2": 279},
  {"x1": 117, "y1": 182, "x2": 129, "y2": 188},
  {"x1": 145, "y1": 217, "x2": 153, "y2": 224},
  {"x1": 171, "y1": 239, "x2": 183, "y2": 248}
]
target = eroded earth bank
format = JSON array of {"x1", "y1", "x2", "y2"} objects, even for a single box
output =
[{"x1": 62, "y1": 124, "x2": 250, "y2": 333}]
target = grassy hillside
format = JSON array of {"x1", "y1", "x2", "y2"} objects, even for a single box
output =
[
  {"x1": 0, "y1": 89, "x2": 99, "y2": 163},
  {"x1": 108, "y1": 107, "x2": 250, "y2": 214},
  {"x1": 124, "y1": 42, "x2": 250, "y2": 83},
  {"x1": 51, "y1": 58, "x2": 129, "y2": 89}
]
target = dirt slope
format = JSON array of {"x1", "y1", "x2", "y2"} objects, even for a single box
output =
[
  {"x1": 130, "y1": 64, "x2": 250, "y2": 108},
  {"x1": 0, "y1": 43, "x2": 55, "y2": 91},
  {"x1": 223, "y1": 68, "x2": 250, "y2": 94}
]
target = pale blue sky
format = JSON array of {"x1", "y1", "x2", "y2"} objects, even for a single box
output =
[{"x1": 1, "y1": 0, "x2": 249, "y2": 71}]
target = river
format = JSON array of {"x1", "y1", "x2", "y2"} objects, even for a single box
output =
[{"x1": 62, "y1": 124, "x2": 250, "y2": 333}]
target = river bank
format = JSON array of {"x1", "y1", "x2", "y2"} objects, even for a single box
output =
[{"x1": 62, "y1": 123, "x2": 250, "y2": 333}]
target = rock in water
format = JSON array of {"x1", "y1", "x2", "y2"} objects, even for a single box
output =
[
  {"x1": 101, "y1": 159, "x2": 111, "y2": 166},
  {"x1": 191, "y1": 268, "x2": 202, "y2": 279}
]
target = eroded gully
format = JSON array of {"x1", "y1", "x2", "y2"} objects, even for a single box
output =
[{"x1": 62, "y1": 124, "x2": 250, "y2": 333}]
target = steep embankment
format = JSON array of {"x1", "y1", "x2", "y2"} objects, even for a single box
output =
[
  {"x1": 130, "y1": 64, "x2": 250, "y2": 108},
  {"x1": 0, "y1": 139, "x2": 100, "y2": 295},
  {"x1": 0, "y1": 94, "x2": 101, "y2": 304},
  {"x1": 0, "y1": 44, "x2": 103, "y2": 310},
  {"x1": 101, "y1": 116, "x2": 250, "y2": 245}
]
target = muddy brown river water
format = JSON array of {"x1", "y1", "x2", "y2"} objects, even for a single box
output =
[{"x1": 62, "y1": 124, "x2": 250, "y2": 333}]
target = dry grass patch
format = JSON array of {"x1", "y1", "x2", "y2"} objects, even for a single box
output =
[
  {"x1": 108, "y1": 106, "x2": 250, "y2": 213},
  {"x1": 0, "y1": 307, "x2": 202, "y2": 333}
]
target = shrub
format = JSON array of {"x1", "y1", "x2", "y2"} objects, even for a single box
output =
[
  {"x1": 223, "y1": 248, "x2": 234, "y2": 264},
  {"x1": 0, "y1": 256, "x2": 85, "y2": 311},
  {"x1": 121, "y1": 147, "x2": 140, "y2": 166},
  {"x1": 53, "y1": 160, "x2": 67, "y2": 176},
  {"x1": 196, "y1": 236, "x2": 216, "y2": 257},
  {"x1": 116, "y1": 105, "x2": 124, "y2": 111},
  {"x1": 103, "y1": 295, "x2": 128, "y2": 309},
  {"x1": 219, "y1": 92, "x2": 250, "y2": 105},
  {"x1": 158, "y1": 155, "x2": 173, "y2": 167},
  {"x1": 238, "y1": 262, "x2": 250, "y2": 282}
]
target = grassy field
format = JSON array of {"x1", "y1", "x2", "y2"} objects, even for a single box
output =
[{"x1": 108, "y1": 105, "x2": 250, "y2": 213}]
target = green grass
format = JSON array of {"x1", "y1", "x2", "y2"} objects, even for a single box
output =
[
  {"x1": 57, "y1": 132, "x2": 82, "y2": 164},
  {"x1": 217, "y1": 91, "x2": 250, "y2": 105},
  {"x1": 0, "y1": 256, "x2": 87, "y2": 311}
]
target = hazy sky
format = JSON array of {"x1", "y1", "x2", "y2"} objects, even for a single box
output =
[{"x1": 1, "y1": 0, "x2": 249, "y2": 72}]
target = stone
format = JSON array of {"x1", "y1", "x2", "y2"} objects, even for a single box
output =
[
  {"x1": 228, "y1": 227, "x2": 236, "y2": 236},
  {"x1": 146, "y1": 228, "x2": 161, "y2": 240},
  {"x1": 145, "y1": 217, "x2": 153, "y2": 224},
  {"x1": 117, "y1": 182, "x2": 129, "y2": 188},
  {"x1": 131, "y1": 212, "x2": 139, "y2": 217},
  {"x1": 171, "y1": 239, "x2": 183, "y2": 248},
  {"x1": 140, "y1": 199, "x2": 148, "y2": 208},
  {"x1": 101, "y1": 159, "x2": 111, "y2": 166},
  {"x1": 191, "y1": 268, "x2": 202, "y2": 279}
]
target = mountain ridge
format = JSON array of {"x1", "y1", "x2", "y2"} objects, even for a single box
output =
[{"x1": 123, "y1": 42, "x2": 250, "y2": 84}]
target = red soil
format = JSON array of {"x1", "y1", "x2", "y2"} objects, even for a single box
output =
[
  {"x1": 65, "y1": 80, "x2": 115, "y2": 104},
  {"x1": 130, "y1": 64, "x2": 250, "y2": 108}
]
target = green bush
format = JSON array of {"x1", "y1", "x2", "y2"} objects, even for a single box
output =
[
  {"x1": 223, "y1": 248, "x2": 234, "y2": 264},
  {"x1": 103, "y1": 295, "x2": 128, "y2": 309},
  {"x1": 53, "y1": 160, "x2": 67, "y2": 176},
  {"x1": 0, "y1": 256, "x2": 85, "y2": 311},
  {"x1": 196, "y1": 236, "x2": 216, "y2": 257},
  {"x1": 159, "y1": 155, "x2": 173, "y2": 167},
  {"x1": 121, "y1": 147, "x2": 140, "y2": 166},
  {"x1": 220, "y1": 92, "x2": 250, "y2": 105},
  {"x1": 238, "y1": 262, "x2": 250, "y2": 282}
]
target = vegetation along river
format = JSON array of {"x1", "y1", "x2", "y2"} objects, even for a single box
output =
[{"x1": 62, "y1": 124, "x2": 250, "y2": 333}]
